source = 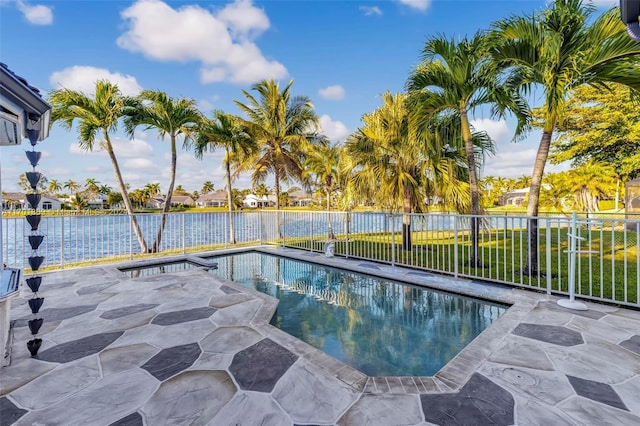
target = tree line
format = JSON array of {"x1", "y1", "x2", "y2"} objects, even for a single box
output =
[{"x1": 47, "y1": 1, "x2": 639, "y2": 275}]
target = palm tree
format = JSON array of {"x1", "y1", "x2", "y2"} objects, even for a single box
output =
[
  {"x1": 234, "y1": 79, "x2": 320, "y2": 211},
  {"x1": 144, "y1": 182, "x2": 161, "y2": 198},
  {"x1": 303, "y1": 137, "x2": 339, "y2": 239},
  {"x1": 568, "y1": 161, "x2": 618, "y2": 213},
  {"x1": 63, "y1": 179, "x2": 80, "y2": 195},
  {"x1": 193, "y1": 111, "x2": 256, "y2": 244},
  {"x1": 85, "y1": 178, "x2": 100, "y2": 195},
  {"x1": 255, "y1": 183, "x2": 271, "y2": 198},
  {"x1": 347, "y1": 92, "x2": 458, "y2": 250},
  {"x1": 70, "y1": 193, "x2": 88, "y2": 211},
  {"x1": 201, "y1": 181, "x2": 214, "y2": 194},
  {"x1": 124, "y1": 90, "x2": 201, "y2": 252},
  {"x1": 407, "y1": 32, "x2": 529, "y2": 266},
  {"x1": 98, "y1": 184, "x2": 112, "y2": 195},
  {"x1": 515, "y1": 175, "x2": 532, "y2": 189},
  {"x1": 491, "y1": 0, "x2": 640, "y2": 273},
  {"x1": 48, "y1": 179, "x2": 62, "y2": 195},
  {"x1": 49, "y1": 80, "x2": 149, "y2": 252},
  {"x1": 541, "y1": 172, "x2": 572, "y2": 213}
]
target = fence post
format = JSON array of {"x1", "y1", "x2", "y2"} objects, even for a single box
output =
[
  {"x1": 310, "y1": 212, "x2": 314, "y2": 252},
  {"x1": 345, "y1": 212, "x2": 349, "y2": 258},
  {"x1": 60, "y1": 216, "x2": 65, "y2": 269},
  {"x1": 453, "y1": 214, "x2": 459, "y2": 277},
  {"x1": 281, "y1": 211, "x2": 285, "y2": 248},
  {"x1": 129, "y1": 214, "x2": 133, "y2": 261},
  {"x1": 391, "y1": 213, "x2": 396, "y2": 267},
  {"x1": 182, "y1": 213, "x2": 186, "y2": 254},
  {"x1": 546, "y1": 218, "x2": 552, "y2": 295}
]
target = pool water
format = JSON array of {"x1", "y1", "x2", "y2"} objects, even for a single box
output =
[
  {"x1": 120, "y1": 261, "x2": 200, "y2": 278},
  {"x1": 208, "y1": 252, "x2": 508, "y2": 376}
]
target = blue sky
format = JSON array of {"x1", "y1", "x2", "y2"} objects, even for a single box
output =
[{"x1": 0, "y1": 0, "x2": 618, "y2": 195}]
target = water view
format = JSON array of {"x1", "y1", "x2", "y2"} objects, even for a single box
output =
[{"x1": 208, "y1": 252, "x2": 508, "y2": 376}]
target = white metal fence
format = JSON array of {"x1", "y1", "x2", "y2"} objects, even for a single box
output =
[{"x1": 3, "y1": 210, "x2": 638, "y2": 307}]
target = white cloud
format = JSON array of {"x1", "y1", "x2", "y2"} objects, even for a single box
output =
[
  {"x1": 217, "y1": 0, "x2": 269, "y2": 39},
  {"x1": 68, "y1": 137, "x2": 153, "y2": 158},
  {"x1": 116, "y1": 0, "x2": 287, "y2": 85},
  {"x1": 470, "y1": 118, "x2": 511, "y2": 145},
  {"x1": 397, "y1": 0, "x2": 431, "y2": 12},
  {"x1": 49, "y1": 66, "x2": 142, "y2": 96},
  {"x1": 318, "y1": 85, "x2": 345, "y2": 101},
  {"x1": 360, "y1": 5, "x2": 383, "y2": 16},
  {"x1": 124, "y1": 158, "x2": 157, "y2": 172},
  {"x1": 319, "y1": 115, "x2": 350, "y2": 142},
  {"x1": 16, "y1": 0, "x2": 53, "y2": 25}
]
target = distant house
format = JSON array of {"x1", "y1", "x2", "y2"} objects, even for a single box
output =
[
  {"x1": 288, "y1": 190, "x2": 315, "y2": 207},
  {"x1": 170, "y1": 195, "x2": 195, "y2": 207},
  {"x1": 146, "y1": 197, "x2": 165, "y2": 209},
  {"x1": 2, "y1": 192, "x2": 61, "y2": 211},
  {"x1": 243, "y1": 194, "x2": 274, "y2": 208},
  {"x1": 87, "y1": 194, "x2": 107, "y2": 210},
  {"x1": 500, "y1": 188, "x2": 529, "y2": 206},
  {"x1": 196, "y1": 191, "x2": 227, "y2": 208}
]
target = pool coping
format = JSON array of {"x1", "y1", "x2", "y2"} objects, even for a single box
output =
[{"x1": 103, "y1": 245, "x2": 543, "y2": 395}]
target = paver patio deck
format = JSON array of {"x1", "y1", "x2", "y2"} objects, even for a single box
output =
[{"x1": 1, "y1": 246, "x2": 638, "y2": 425}]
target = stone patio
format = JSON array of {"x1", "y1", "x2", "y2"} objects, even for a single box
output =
[{"x1": 1, "y1": 246, "x2": 638, "y2": 425}]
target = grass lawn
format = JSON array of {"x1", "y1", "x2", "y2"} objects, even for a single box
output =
[{"x1": 282, "y1": 226, "x2": 638, "y2": 306}]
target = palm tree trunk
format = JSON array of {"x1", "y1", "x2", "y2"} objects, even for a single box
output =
[
  {"x1": 326, "y1": 179, "x2": 334, "y2": 240},
  {"x1": 152, "y1": 134, "x2": 177, "y2": 252},
  {"x1": 525, "y1": 128, "x2": 554, "y2": 275},
  {"x1": 402, "y1": 187, "x2": 413, "y2": 251},
  {"x1": 102, "y1": 131, "x2": 148, "y2": 253},
  {"x1": 225, "y1": 149, "x2": 236, "y2": 244},
  {"x1": 461, "y1": 109, "x2": 480, "y2": 266}
]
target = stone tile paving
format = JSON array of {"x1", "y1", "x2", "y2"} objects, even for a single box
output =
[{"x1": 0, "y1": 247, "x2": 638, "y2": 425}]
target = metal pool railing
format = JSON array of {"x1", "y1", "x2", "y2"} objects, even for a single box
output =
[
  {"x1": 274, "y1": 211, "x2": 639, "y2": 308},
  {"x1": 2, "y1": 210, "x2": 638, "y2": 307}
]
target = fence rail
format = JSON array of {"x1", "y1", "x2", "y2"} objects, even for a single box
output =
[{"x1": 2, "y1": 210, "x2": 638, "y2": 307}]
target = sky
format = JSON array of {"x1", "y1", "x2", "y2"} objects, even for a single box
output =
[{"x1": 0, "y1": 0, "x2": 619, "y2": 195}]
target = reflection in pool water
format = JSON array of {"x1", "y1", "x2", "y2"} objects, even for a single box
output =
[
  {"x1": 120, "y1": 261, "x2": 199, "y2": 278},
  {"x1": 208, "y1": 252, "x2": 508, "y2": 376}
]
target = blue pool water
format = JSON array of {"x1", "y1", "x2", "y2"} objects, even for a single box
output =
[{"x1": 208, "y1": 252, "x2": 508, "y2": 376}]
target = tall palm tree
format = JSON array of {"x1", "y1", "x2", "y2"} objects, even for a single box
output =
[
  {"x1": 85, "y1": 178, "x2": 100, "y2": 196},
  {"x1": 303, "y1": 137, "x2": 339, "y2": 239},
  {"x1": 491, "y1": 0, "x2": 640, "y2": 273},
  {"x1": 193, "y1": 111, "x2": 256, "y2": 244},
  {"x1": 347, "y1": 92, "x2": 466, "y2": 250},
  {"x1": 124, "y1": 90, "x2": 201, "y2": 252},
  {"x1": 48, "y1": 179, "x2": 62, "y2": 195},
  {"x1": 407, "y1": 32, "x2": 529, "y2": 266},
  {"x1": 49, "y1": 81, "x2": 149, "y2": 252},
  {"x1": 201, "y1": 181, "x2": 215, "y2": 194},
  {"x1": 63, "y1": 179, "x2": 79, "y2": 195},
  {"x1": 234, "y1": 79, "x2": 320, "y2": 211}
]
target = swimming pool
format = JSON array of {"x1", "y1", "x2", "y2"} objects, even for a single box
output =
[{"x1": 208, "y1": 252, "x2": 508, "y2": 376}]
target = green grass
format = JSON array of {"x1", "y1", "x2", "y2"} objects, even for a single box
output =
[{"x1": 282, "y1": 226, "x2": 638, "y2": 306}]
